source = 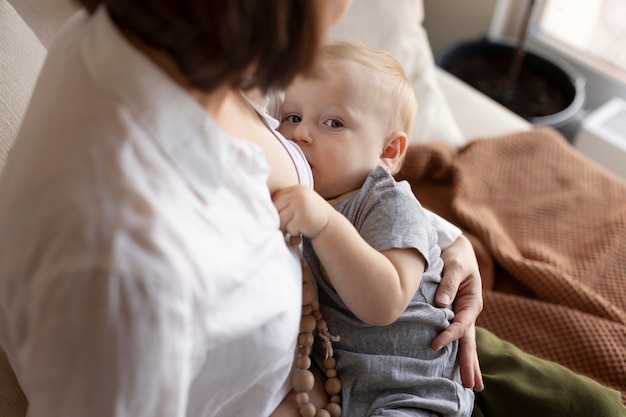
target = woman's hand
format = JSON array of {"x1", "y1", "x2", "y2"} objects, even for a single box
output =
[{"x1": 434, "y1": 234, "x2": 484, "y2": 391}]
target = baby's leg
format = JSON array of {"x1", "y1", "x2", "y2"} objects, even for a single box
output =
[{"x1": 368, "y1": 391, "x2": 464, "y2": 417}]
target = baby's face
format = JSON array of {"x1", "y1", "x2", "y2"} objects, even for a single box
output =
[{"x1": 278, "y1": 59, "x2": 389, "y2": 199}]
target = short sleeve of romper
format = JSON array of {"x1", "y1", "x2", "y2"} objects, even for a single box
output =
[{"x1": 333, "y1": 166, "x2": 436, "y2": 265}]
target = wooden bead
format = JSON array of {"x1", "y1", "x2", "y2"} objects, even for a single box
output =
[
  {"x1": 300, "y1": 314, "x2": 317, "y2": 332},
  {"x1": 325, "y1": 377, "x2": 341, "y2": 395},
  {"x1": 295, "y1": 257, "x2": 342, "y2": 417},
  {"x1": 325, "y1": 402, "x2": 342, "y2": 417},
  {"x1": 292, "y1": 369, "x2": 315, "y2": 392},
  {"x1": 295, "y1": 392, "x2": 309, "y2": 405},
  {"x1": 301, "y1": 260, "x2": 314, "y2": 280},
  {"x1": 296, "y1": 355, "x2": 311, "y2": 370},
  {"x1": 298, "y1": 332, "x2": 314, "y2": 347},
  {"x1": 299, "y1": 402, "x2": 316, "y2": 417},
  {"x1": 302, "y1": 281, "x2": 316, "y2": 305},
  {"x1": 290, "y1": 235, "x2": 302, "y2": 246}
]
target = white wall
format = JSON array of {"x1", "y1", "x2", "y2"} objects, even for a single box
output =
[{"x1": 423, "y1": 0, "x2": 497, "y2": 54}]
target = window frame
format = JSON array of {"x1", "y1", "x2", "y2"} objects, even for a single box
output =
[{"x1": 489, "y1": 0, "x2": 626, "y2": 111}]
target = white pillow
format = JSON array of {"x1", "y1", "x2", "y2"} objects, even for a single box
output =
[
  {"x1": 328, "y1": 0, "x2": 464, "y2": 146},
  {"x1": 0, "y1": 0, "x2": 46, "y2": 172}
]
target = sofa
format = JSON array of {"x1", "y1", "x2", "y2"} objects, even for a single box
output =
[{"x1": 2, "y1": 0, "x2": 626, "y2": 414}]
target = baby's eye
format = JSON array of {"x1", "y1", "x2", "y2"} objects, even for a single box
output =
[
  {"x1": 323, "y1": 119, "x2": 343, "y2": 128},
  {"x1": 285, "y1": 114, "x2": 302, "y2": 123}
]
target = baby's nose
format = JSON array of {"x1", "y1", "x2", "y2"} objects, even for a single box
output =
[{"x1": 292, "y1": 124, "x2": 312, "y2": 145}]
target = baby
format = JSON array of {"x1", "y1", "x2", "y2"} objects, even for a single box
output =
[{"x1": 272, "y1": 41, "x2": 474, "y2": 416}]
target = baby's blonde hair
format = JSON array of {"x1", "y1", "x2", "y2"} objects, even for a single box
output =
[
  {"x1": 320, "y1": 41, "x2": 417, "y2": 136},
  {"x1": 317, "y1": 41, "x2": 417, "y2": 172}
]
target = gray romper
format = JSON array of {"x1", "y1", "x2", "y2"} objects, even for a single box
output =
[{"x1": 303, "y1": 166, "x2": 474, "y2": 417}]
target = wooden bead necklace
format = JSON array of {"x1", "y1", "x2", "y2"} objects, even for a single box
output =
[{"x1": 290, "y1": 236, "x2": 342, "y2": 417}]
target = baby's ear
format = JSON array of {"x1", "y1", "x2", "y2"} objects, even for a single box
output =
[{"x1": 380, "y1": 131, "x2": 408, "y2": 172}]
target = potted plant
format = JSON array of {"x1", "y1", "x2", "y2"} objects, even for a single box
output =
[{"x1": 435, "y1": 0, "x2": 586, "y2": 142}]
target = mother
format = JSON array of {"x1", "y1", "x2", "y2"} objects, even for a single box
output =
[{"x1": 0, "y1": 0, "x2": 484, "y2": 416}]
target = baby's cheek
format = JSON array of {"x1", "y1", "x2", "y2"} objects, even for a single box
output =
[{"x1": 277, "y1": 125, "x2": 289, "y2": 138}]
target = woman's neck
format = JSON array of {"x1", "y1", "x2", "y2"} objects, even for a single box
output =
[{"x1": 124, "y1": 30, "x2": 232, "y2": 117}]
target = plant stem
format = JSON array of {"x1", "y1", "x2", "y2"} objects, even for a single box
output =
[{"x1": 501, "y1": 0, "x2": 536, "y2": 102}]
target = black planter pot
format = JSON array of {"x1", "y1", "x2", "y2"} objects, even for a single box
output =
[{"x1": 435, "y1": 39, "x2": 586, "y2": 142}]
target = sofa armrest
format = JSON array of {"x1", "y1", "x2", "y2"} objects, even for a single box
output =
[
  {"x1": 8, "y1": 0, "x2": 79, "y2": 47},
  {"x1": 436, "y1": 68, "x2": 531, "y2": 143},
  {"x1": 0, "y1": 0, "x2": 46, "y2": 172}
]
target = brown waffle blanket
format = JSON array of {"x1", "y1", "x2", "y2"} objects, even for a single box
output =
[{"x1": 398, "y1": 127, "x2": 626, "y2": 403}]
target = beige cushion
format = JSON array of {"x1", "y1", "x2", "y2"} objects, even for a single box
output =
[
  {"x1": 0, "y1": 0, "x2": 36, "y2": 409},
  {"x1": 1, "y1": 0, "x2": 47, "y2": 409},
  {"x1": 0, "y1": 0, "x2": 46, "y2": 173},
  {"x1": 328, "y1": 0, "x2": 465, "y2": 146},
  {"x1": 8, "y1": 0, "x2": 79, "y2": 47}
]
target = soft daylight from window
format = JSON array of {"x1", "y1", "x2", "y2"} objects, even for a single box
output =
[{"x1": 533, "y1": 0, "x2": 626, "y2": 80}]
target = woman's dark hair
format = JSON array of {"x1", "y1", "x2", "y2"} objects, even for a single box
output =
[{"x1": 74, "y1": 0, "x2": 321, "y2": 93}]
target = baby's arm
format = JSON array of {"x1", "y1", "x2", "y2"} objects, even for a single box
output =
[{"x1": 272, "y1": 185, "x2": 425, "y2": 326}]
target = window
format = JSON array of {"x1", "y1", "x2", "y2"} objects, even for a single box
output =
[{"x1": 531, "y1": 0, "x2": 626, "y2": 83}]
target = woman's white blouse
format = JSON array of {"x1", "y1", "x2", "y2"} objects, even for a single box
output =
[
  {"x1": 0, "y1": 7, "x2": 301, "y2": 417},
  {"x1": 0, "y1": 6, "x2": 462, "y2": 417}
]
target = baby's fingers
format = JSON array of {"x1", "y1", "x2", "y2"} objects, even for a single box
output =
[
  {"x1": 271, "y1": 187, "x2": 291, "y2": 210},
  {"x1": 272, "y1": 197, "x2": 300, "y2": 236}
]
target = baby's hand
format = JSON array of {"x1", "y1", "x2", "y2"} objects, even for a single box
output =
[{"x1": 272, "y1": 185, "x2": 333, "y2": 239}]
